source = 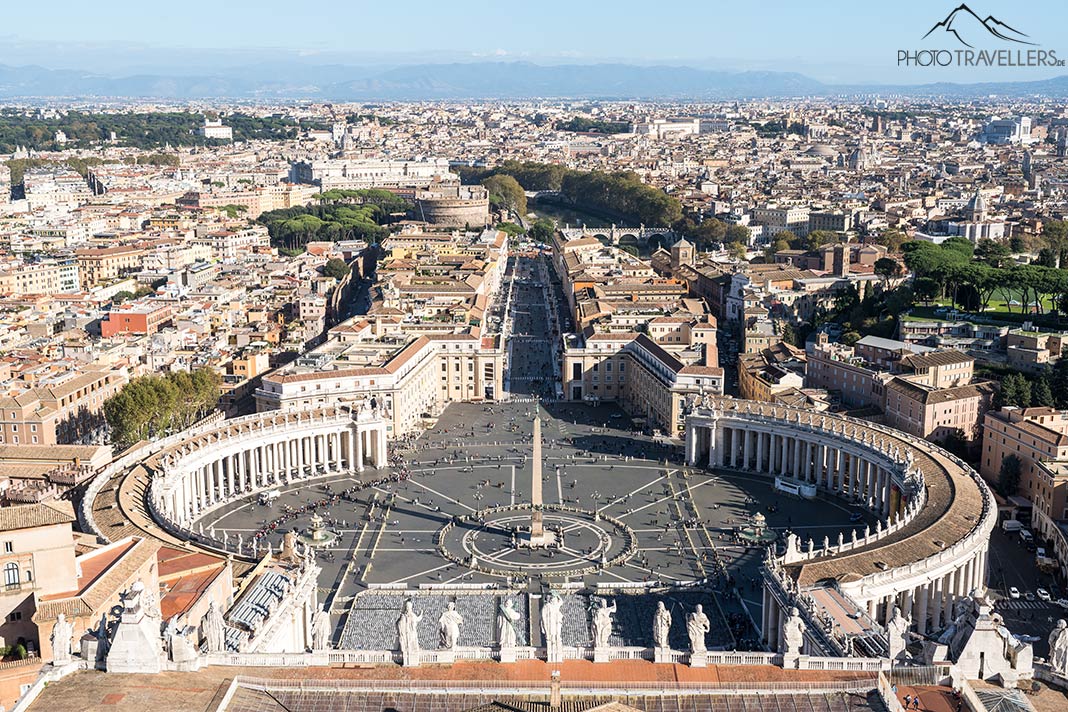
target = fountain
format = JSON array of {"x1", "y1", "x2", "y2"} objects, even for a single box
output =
[
  {"x1": 738, "y1": 512, "x2": 777, "y2": 544},
  {"x1": 298, "y1": 513, "x2": 339, "y2": 548}
]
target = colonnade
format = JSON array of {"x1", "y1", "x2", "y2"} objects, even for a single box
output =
[
  {"x1": 684, "y1": 400, "x2": 995, "y2": 656},
  {"x1": 686, "y1": 418, "x2": 900, "y2": 519},
  {"x1": 152, "y1": 407, "x2": 389, "y2": 526}
]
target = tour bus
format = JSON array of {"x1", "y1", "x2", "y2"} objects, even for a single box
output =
[{"x1": 258, "y1": 489, "x2": 281, "y2": 506}]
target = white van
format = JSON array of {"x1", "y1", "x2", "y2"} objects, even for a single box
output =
[
  {"x1": 1001, "y1": 520, "x2": 1024, "y2": 533},
  {"x1": 258, "y1": 489, "x2": 280, "y2": 506},
  {"x1": 1019, "y1": 529, "x2": 1034, "y2": 543}
]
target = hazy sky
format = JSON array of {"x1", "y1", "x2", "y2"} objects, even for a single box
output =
[{"x1": 2, "y1": 0, "x2": 1066, "y2": 83}]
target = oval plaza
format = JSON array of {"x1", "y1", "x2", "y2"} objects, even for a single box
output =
[{"x1": 74, "y1": 390, "x2": 1004, "y2": 679}]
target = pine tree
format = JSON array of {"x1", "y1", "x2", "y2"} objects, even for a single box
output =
[{"x1": 1033, "y1": 376, "x2": 1055, "y2": 408}]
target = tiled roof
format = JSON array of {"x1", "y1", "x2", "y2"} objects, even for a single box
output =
[{"x1": 0, "y1": 500, "x2": 75, "y2": 532}]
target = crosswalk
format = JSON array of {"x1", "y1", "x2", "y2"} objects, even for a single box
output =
[{"x1": 995, "y1": 599, "x2": 1062, "y2": 611}]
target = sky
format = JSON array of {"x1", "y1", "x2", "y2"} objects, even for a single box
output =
[{"x1": 1, "y1": 0, "x2": 1067, "y2": 84}]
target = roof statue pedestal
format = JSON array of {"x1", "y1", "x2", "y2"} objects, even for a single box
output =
[
  {"x1": 925, "y1": 590, "x2": 1033, "y2": 688},
  {"x1": 106, "y1": 580, "x2": 163, "y2": 674}
]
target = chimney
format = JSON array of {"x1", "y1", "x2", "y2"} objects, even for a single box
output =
[{"x1": 550, "y1": 670, "x2": 562, "y2": 710}]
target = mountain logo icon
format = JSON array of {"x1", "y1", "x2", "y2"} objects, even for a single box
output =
[{"x1": 922, "y1": 4, "x2": 1036, "y2": 48}]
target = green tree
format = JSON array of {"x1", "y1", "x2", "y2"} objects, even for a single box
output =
[
  {"x1": 996, "y1": 454, "x2": 1022, "y2": 498},
  {"x1": 323, "y1": 258, "x2": 351, "y2": 280},
  {"x1": 780, "y1": 322, "x2": 799, "y2": 347},
  {"x1": 913, "y1": 277, "x2": 940, "y2": 304},
  {"x1": 871, "y1": 228, "x2": 909, "y2": 252},
  {"x1": 527, "y1": 219, "x2": 555, "y2": 244},
  {"x1": 874, "y1": 257, "x2": 902, "y2": 288},
  {"x1": 974, "y1": 238, "x2": 1011, "y2": 268},
  {"x1": 103, "y1": 369, "x2": 221, "y2": 450},
  {"x1": 941, "y1": 236, "x2": 975, "y2": 260},
  {"x1": 1033, "y1": 376, "x2": 1055, "y2": 408},
  {"x1": 481, "y1": 174, "x2": 527, "y2": 216},
  {"x1": 841, "y1": 330, "x2": 862, "y2": 347},
  {"x1": 998, "y1": 373, "x2": 1032, "y2": 408},
  {"x1": 806, "y1": 230, "x2": 838, "y2": 251},
  {"x1": 941, "y1": 428, "x2": 971, "y2": 460},
  {"x1": 693, "y1": 218, "x2": 727, "y2": 247},
  {"x1": 727, "y1": 241, "x2": 747, "y2": 261},
  {"x1": 496, "y1": 222, "x2": 525, "y2": 237},
  {"x1": 725, "y1": 224, "x2": 750, "y2": 245},
  {"x1": 773, "y1": 230, "x2": 797, "y2": 248}
]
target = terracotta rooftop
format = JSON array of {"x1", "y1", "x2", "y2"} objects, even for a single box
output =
[{"x1": 0, "y1": 500, "x2": 75, "y2": 532}]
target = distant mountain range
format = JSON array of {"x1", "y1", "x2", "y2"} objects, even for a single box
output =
[{"x1": 1, "y1": 61, "x2": 1067, "y2": 100}]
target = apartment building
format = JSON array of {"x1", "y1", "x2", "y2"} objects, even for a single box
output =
[
  {"x1": 0, "y1": 261, "x2": 80, "y2": 296},
  {"x1": 75, "y1": 245, "x2": 144, "y2": 289},
  {"x1": 256, "y1": 325, "x2": 504, "y2": 438},
  {"x1": 193, "y1": 226, "x2": 271, "y2": 260},
  {"x1": 738, "y1": 343, "x2": 807, "y2": 403},
  {"x1": 980, "y1": 406, "x2": 1068, "y2": 574},
  {"x1": 289, "y1": 158, "x2": 455, "y2": 190},
  {"x1": 100, "y1": 302, "x2": 174, "y2": 338},
  {"x1": 883, "y1": 378, "x2": 994, "y2": 441},
  {"x1": 0, "y1": 364, "x2": 129, "y2": 445},
  {"x1": 0, "y1": 502, "x2": 79, "y2": 655},
  {"x1": 561, "y1": 331, "x2": 723, "y2": 436},
  {"x1": 1005, "y1": 330, "x2": 1068, "y2": 373}
]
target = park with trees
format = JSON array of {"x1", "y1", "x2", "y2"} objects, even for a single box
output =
[
  {"x1": 257, "y1": 189, "x2": 411, "y2": 254},
  {"x1": 458, "y1": 161, "x2": 681, "y2": 227}
]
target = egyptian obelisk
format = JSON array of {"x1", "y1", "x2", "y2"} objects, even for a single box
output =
[{"x1": 530, "y1": 409, "x2": 544, "y2": 540}]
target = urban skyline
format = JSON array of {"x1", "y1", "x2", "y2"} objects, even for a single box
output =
[
  {"x1": 2, "y1": 3, "x2": 1068, "y2": 712},
  {"x1": 2, "y1": 0, "x2": 1068, "y2": 85}
]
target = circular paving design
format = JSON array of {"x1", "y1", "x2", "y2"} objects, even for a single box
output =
[{"x1": 436, "y1": 504, "x2": 638, "y2": 579}]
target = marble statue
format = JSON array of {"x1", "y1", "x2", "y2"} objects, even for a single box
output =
[
  {"x1": 202, "y1": 601, "x2": 226, "y2": 653},
  {"x1": 1049, "y1": 619, "x2": 1068, "y2": 676},
  {"x1": 498, "y1": 599, "x2": 520, "y2": 649},
  {"x1": 396, "y1": 599, "x2": 422, "y2": 666},
  {"x1": 592, "y1": 598, "x2": 616, "y2": 648},
  {"x1": 782, "y1": 607, "x2": 807, "y2": 656},
  {"x1": 653, "y1": 601, "x2": 672, "y2": 649},
  {"x1": 887, "y1": 606, "x2": 911, "y2": 660},
  {"x1": 438, "y1": 601, "x2": 463, "y2": 649},
  {"x1": 165, "y1": 616, "x2": 197, "y2": 663},
  {"x1": 542, "y1": 592, "x2": 565, "y2": 662},
  {"x1": 312, "y1": 606, "x2": 332, "y2": 651},
  {"x1": 687, "y1": 604, "x2": 710, "y2": 653},
  {"x1": 50, "y1": 613, "x2": 73, "y2": 665},
  {"x1": 139, "y1": 578, "x2": 161, "y2": 621}
]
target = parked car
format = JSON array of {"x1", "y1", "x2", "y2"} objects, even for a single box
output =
[
  {"x1": 1054, "y1": 598, "x2": 1068, "y2": 610},
  {"x1": 1025, "y1": 591, "x2": 1036, "y2": 601},
  {"x1": 1009, "y1": 586, "x2": 1021, "y2": 599},
  {"x1": 1037, "y1": 588, "x2": 1051, "y2": 601}
]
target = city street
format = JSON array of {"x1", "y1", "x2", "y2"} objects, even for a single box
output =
[{"x1": 987, "y1": 526, "x2": 1063, "y2": 657}]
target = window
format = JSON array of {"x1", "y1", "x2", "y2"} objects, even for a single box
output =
[
  {"x1": 2, "y1": 542, "x2": 10, "y2": 553},
  {"x1": 4, "y1": 562, "x2": 19, "y2": 588},
  {"x1": 8, "y1": 611, "x2": 21, "y2": 622}
]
